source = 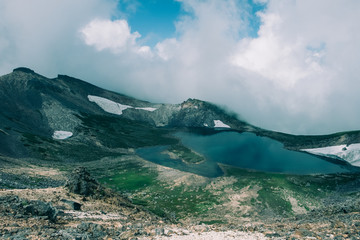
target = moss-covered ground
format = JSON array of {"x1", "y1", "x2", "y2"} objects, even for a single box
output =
[{"x1": 97, "y1": 158, "x2": 360, "y2": 222}]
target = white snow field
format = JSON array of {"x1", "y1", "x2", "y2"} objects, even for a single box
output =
[
  {"x1": 88, "y1": 95, "x2": 133, "y2": 115},
  {"x1": 302, "y1": 143, "x2": 360, "y2": 167},
  {"x1": 214, "y1": 120, "x2": 231, "y2": 128},
  {"x1": 52, "y1": 131, "x2": 73, "y2": 140},
  {"x1": 88, "y1": 95, "x2": 157, "y2": 114}
]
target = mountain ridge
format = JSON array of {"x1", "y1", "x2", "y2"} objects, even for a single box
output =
[{"x1": 2, "y1": 67, "x2": 360, "y2": 158}]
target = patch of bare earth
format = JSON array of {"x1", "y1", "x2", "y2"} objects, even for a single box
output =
[
  {"x1": 140, "y1": 156, "x2": 209, "y2": 187},
  {"x1": 2, "y1": 165, "x2": 66, "y2": 182},
  {"x1": 203, "y1": 177, "x2": 261, "y2": 223}
]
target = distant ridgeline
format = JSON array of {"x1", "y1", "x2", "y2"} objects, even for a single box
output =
[{"x1": 12, "y1": 67, "x2": 85, "y2": 83}]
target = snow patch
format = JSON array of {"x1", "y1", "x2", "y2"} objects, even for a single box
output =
[
  {"x1": 52, "y1": 131, "x2": 73, "y2": 140},
  {"x1": 135, "y1": 107, "x2": 157, "y2": 112},
  {"x1": 302, "y1": 143, "x2": 360, "y2": 167},
  {"x1": 204, "y1": 123, "x2": 209, "y2": 127},
  {"x1": 214, "y1": 120, "x2": 231, "y2": 128},
  {"x1": 88, "y1": 95, "x2": 132, "y2": 115},
  {"x1": 88, "y1": 95, "x2": 157, "y2": 114}
]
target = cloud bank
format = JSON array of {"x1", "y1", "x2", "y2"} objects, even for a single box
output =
[{"x1": 1, "y1": 0, "x2": 360, "y2": 134}]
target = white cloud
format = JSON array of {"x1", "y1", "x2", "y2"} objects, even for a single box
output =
[
  {"x1": 226, "y1": 0, "x2": 360, "y2": 133},
  {"x1": 136, "y1": 46, "x2": 153, "y2": 58},
  {"x1": 155, "y1": 38, "x2": 179, "y2": 61},
  {"x1": 0, "y1": 0, "x2": 117, "y2": 74},
  {"x1": 80, "y1": 19, "x2": 140, "y2": 53},
  {"x1": 1, "y1": 0, "x2": 360, "y2": 134},
  {"x1": 231, "y1": 12, "x2": 310, "y2": 89}
]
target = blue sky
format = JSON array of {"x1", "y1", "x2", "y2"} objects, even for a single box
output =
[
  {"x1": 117, "y1": 0, "x2": 183, "y2": 46},
  {"x1": 117, "y1": 0, "x2": 266, "y2": 46},
  {"x1": 247, "y1": 0, "x2": 267, "y2": 37}
]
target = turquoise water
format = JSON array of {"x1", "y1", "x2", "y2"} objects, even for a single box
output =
[{"x1": 137, "y1": 131, "x2": 352, "y2": 177}]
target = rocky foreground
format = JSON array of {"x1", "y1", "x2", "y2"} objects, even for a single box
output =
[
  {"x1": 0, "y1": 168, "x2": 359, "y2": 240},
  {"x1": 0, "y1": 167, "x2": 264, "y2": 240}
]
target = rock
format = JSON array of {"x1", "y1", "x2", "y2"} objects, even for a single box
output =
[
  {"x1": 76, "y1": 222, "x2": 106, "y2": 239},
  {"x1": 134, "y1": 223, "x2": 143, "y2": 230},
  {"x1": 181, "y1": 229, "x2": 190, "y2": 235},
  {"x1": 194, "y1": 224, "x2": 209, "y2": 232},
  {"x1": 264, "y1": 231, "x2": 281, "y2": 238},
  {"x1": 164, "y1": 229, "x2": 174, "y2": 236},
  {"x1": 155, "y1": 228, "x2": 164, "y2": 236},
  {"x1": 65, "y1": 167, "x2": 100, "y2": 196},
  {"x1": 119, "y1": 230, "x2": 134, "y2": 239},
  {"x1": 72, "y1": 202, "x2": 82, "y2": 211},
  {"x1": 61, "y1": 199, "x2": 82, "y2": 210},
  {"x1": 23, "y1": 200, "x2": 58, "y2": 222}
]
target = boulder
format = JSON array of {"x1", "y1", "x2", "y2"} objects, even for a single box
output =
[
  {"x1": 65, "y1": 167, "x2": 100, "y2": 196},
  {"x1": 24, "y1": 200, "x2": 58, "y2": 222},
  {"x1": 61, "y1": 199, "x2": 82, "y2": 210}
]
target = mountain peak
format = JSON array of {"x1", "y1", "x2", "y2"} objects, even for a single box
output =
[
  {"x1": 13, "y1": 67, "x2": 35, "y2": 74},
  {"x1": 181, "y1": 98, "x2": 204, "y2": 109}
]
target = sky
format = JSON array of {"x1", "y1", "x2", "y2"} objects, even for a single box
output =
[{"x1": 0, "y1": 0, "x2": 360, "y2": 134}]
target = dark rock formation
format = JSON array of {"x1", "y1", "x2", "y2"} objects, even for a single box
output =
[
  {"x1": 0, "y1": 196, "x2": 58, "y2": 222},
  {"x1": 24, "y1": 200, "x2": 58, "y2": 222},
  {"x1": 72, "y1": 201, "x2": 82, "y2": 211},
  {"x1": 65, "y1": 167, "x2": 100, "y2": 196}
]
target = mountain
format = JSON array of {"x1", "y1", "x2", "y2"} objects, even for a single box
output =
[
  {"x1": 0, "y1": 67, "x2": 252, "y2": 157},
  {"x1": 1, "y1": 67, "x2": 360, "y2": 239},
  {"x1": 2, "y1": 67, "x2": 360, "y2": 163}
]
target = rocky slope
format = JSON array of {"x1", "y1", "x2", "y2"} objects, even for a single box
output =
[{"x1": 1, "y1": 167, "x2": 360, "y2": 239}]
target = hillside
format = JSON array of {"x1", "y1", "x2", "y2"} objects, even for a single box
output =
[{"x1": 1, "y1": 67, "x2": 360, "y2": 239}]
